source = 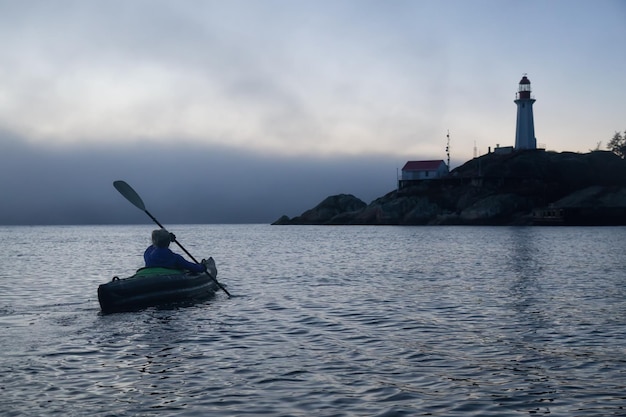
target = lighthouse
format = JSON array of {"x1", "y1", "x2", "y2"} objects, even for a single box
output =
[{"x1": 514, "y1": 75, "x2": 537, "y2": 150}]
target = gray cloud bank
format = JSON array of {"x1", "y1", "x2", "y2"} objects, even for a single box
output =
[{"x1": 0, "y1": 132, "x2": 403, "y2": 225}]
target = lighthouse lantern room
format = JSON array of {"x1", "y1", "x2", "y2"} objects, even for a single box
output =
[{"x1": 514, "y1": 75, "x2": 537, "y2": 150}]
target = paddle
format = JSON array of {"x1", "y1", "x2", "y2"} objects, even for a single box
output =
[{"x1": 113, "y1": 180, "x2": 231, "y2": 297}]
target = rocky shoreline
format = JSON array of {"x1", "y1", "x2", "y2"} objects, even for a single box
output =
[{"x1": 273, "y1": 150, "x2": 626, "y2": 226}]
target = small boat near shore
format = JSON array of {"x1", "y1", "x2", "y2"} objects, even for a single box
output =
[
  {"x1": 532, "y1": 206, "x2": 626, "y2": 226},
  {"x1": 98, "y1": 258, "x2": 219, "y2": 314}
]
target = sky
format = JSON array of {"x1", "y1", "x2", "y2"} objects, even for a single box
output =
[{"x1": 1, "y1": 0, "x2": 625, "y2": 224}]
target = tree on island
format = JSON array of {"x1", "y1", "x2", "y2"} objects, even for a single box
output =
[{"x1": 607, "y1": 130, "x2": 626, "y2": 158}]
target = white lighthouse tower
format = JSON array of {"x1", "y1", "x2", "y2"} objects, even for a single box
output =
[{"x1": 514, "y1": 74, "x2": 537, "y2": 150}]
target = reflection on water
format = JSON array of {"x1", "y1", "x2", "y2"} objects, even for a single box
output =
[
  {"x1": 505, "y1": 228, "x2": 548, "y2": 332},
  {"x1": 1, "y1": 225, "x2": 626, "y2": 416}
]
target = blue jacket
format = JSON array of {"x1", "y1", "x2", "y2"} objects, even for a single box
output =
[{"x1": 143, "y1": 245, "x2": 205, "y2": 273}]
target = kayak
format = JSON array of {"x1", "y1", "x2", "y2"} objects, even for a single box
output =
[{"x1": 98, "y1": 258, "x2": 219, "y2": 314}]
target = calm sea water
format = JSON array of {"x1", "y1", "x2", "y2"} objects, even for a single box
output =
[{"x1": 1, "y1": 224, "x2": 625, "y2": 416}]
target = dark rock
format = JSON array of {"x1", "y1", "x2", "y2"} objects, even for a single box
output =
[
  {"x1": 551, "y1": 186, "x2": 626, "y2": 207},
  {"x1": 273, "y1": 194, "x2": 366, "y2": 225},
  {"x1": 271, "y1": 215, "x2": 291, "y2": 225}
]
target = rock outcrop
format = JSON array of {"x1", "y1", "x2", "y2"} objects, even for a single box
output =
[
  {"x1": 272, "y1": 194, "x2": 366, "y2": 225},
  {"x1": 273, "y1": 150, "x2": 626, "y2": 226}
]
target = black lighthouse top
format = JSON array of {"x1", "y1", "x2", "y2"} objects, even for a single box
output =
[{"x1": 517, "y1": 75, "x2": 532, "y2": 99}]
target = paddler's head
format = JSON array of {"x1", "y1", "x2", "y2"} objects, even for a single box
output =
[{"x1": 151, "y1": 229, "x2": 171, "y2": 248}]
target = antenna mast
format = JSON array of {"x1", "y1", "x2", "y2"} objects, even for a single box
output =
[{"x1": 446, "y1": 130, "x2": 451, "y2": 169}]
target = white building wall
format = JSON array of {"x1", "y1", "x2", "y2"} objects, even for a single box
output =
[
  {"x1": 401, "y1": 164, "x2": 448, "y2": 180},
  {"x1": 402, "y1": 171, "x2": 429, "y2": 180}
]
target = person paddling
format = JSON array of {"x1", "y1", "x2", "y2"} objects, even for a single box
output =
[{"x1": 144, "y1": 229, "x2": 208, "y2": 273}]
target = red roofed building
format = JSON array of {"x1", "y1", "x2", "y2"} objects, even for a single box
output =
[
  {"x1": 401, "y1": 160, "x2": 448, "y2": 180},
  {"x1": 399, "y1": 160, "x2": 449, "y2": 189}
]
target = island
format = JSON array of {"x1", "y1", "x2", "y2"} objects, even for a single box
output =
[{"x1": 273, "y1": 150, "x2": 626, "y2": 226}]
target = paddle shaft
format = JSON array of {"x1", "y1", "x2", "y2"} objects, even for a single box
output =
[{"x1": 114, "y1": 180, "x2": 231, "y2": 297}]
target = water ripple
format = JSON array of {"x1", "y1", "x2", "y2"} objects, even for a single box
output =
[{"x1": 1, "y1": 225, "x2": 626, "y2": 416}]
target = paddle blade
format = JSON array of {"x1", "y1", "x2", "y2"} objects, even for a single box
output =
[
  {"x1": 205, "y1": 257, "x2": 218, "y2": 278},
  {"x1": 113, "y1": 180, "x2": 146, "y2": 211}
]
